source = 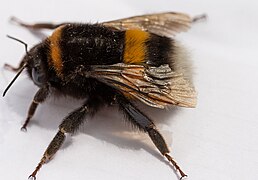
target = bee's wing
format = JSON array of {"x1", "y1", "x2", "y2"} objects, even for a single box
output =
[
  {"x1": 89, "y1": 63, "x2": 196, "y2": 109},
  {"x1": 102, "y1": 12, "x2": 192, "y2": 37}
]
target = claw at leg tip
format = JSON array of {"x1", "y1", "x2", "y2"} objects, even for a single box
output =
[
  {"x1": 28, "y1": 175, "x2": 36, "y2": 180},
  {"x1": 180, "y1": 174, "x2": 188, "y2": 180},
  {"x1": 21, "y1": 126, "x2": 27, "y2": 132},
  {"x1": 9, "y1": 16, "x2": 20, "y2": 24}
]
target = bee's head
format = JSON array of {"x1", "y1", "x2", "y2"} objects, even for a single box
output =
[
  {"x1": 3, "y1": 36, "x2": 48, "y2": 97},
  {"x1": 25, "y1": 43, "x2": 47, "y2": 87}
]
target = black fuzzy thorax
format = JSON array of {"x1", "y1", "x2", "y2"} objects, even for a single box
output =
[{"x1": 59, "y1": 23, "x2": 125, "y2": 75}]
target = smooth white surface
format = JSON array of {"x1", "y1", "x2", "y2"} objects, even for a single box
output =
[{"x1": 0, "y1": 1, "x2": 258, "y2": 180}]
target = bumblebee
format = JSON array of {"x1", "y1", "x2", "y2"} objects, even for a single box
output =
[{"x1": 3, "y1": 12, "x2": 204, "y2": 179}]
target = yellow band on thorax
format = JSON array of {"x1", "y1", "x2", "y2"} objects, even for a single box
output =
[{"x1": 48, "y1": 25, "x2": 64, "y2": 77}]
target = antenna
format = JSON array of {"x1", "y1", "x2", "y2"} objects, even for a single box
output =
[
  {"x1": 7, "y1": 35, "x2": 29, "y2": 54},
  {"x1": 3, "y1": 63, "x2": 27, "y2": 97},
  {"x1": 3, "y1": 35, "x2": 29, "y2": 97}
]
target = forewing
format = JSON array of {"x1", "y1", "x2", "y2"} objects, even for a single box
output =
[
  {"x1": 102, "y1": 12, "x2": 192, "y2": 37},
  {"x1": 89, "y1": 63, "x2": 196, "y2": 109}
]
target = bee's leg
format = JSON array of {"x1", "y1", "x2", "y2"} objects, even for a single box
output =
[
  {"x1": 10, "y1": 16, "x2": 67, "y2": 30},
  {"x1": 117, "y1": 95, "x2": 187, "y2": 179},
  {"x1": 192, "y1": 14, "x2": 207, "y2": 23},
  {"x1": 4, "y1": 59, "x2": 26, "y2": 72},
  {"x1": 28, "y1": 97, "x2": 101, "y2": 180},
  {"x1": 21, "y1": 85, "x2": 49, "y2": 131}
]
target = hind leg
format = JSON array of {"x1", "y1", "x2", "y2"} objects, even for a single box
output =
[{"x1": 117, "y1": 95, "x2": 187, "y2": 179}]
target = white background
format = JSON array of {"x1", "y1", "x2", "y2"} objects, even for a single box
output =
[{"x1": 0, "y1": 0, "x2": 258, "y2": 180}]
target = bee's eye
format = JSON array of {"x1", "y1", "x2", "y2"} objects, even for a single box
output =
[{"x1": 32, "y1": 66, "x2": 46, "y2": 87}]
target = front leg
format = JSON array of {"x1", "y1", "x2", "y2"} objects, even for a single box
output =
[
  {"x1": 28, "y1": 96, "x2": 102, "y2": 179},
  {"x1": 21, "y1": 85, "x2": 49, "y2": 131}
]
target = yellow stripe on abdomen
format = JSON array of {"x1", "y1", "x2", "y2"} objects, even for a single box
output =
[
  {"x1": 48, "y1": 25, "x2": 64, "y2": 77},
  {"x1": 123, "y1": 30, "x2": 150, "y2": 64}
]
